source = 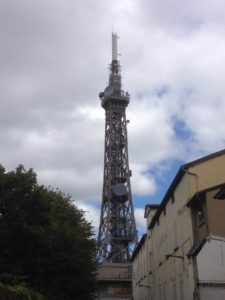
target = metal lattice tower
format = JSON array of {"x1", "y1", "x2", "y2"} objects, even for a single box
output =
[{"x1": 97, "y1": 33, "x2": 138, "y2": 263}]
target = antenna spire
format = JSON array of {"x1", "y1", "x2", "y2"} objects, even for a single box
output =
[{"x1": 112, "y1": 33, "x2": 118, "y2": 61}]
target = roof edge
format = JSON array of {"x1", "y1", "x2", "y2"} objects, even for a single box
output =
[
  {"x1": 148, "y1": 149, "x2": 225, "y2": 230},
  {"x1": 144, "y1": 204, "x2": 159, "y2": 218},
  {"x1": 131, "y1": 233, "x2": 147, "y2": 262}
]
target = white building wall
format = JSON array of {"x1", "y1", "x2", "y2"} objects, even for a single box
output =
[{"x1": 197, "y1": 237, "x2": 225, "y2": 282}]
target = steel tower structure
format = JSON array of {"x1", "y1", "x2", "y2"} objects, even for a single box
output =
[{"x1": 97, "y1": 33, "x2": 138, "y2": 263}]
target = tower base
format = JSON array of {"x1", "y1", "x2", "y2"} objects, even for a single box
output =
[{"x1": 96, "y1": 263, "x2": 133, "y2": 300}]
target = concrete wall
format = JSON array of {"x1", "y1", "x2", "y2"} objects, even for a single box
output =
[
  {"x1": 206, "y1": 189, "x2": 225, "y2": 237},
  {"x1": 132, "y1": 238, "x2": 148, "y2": 300},
  {"x1": 188, "y1": 154, "x2": 225, "y2": 194},
  {"x1": 197, "y1": 237, "x2": 225, "y2": 282}
]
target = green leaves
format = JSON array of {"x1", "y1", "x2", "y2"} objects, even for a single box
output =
[{"x1": 0, "y1": 165, "x2": 97, "y2": 300}]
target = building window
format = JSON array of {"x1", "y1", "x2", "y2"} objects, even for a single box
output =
[
  {"x1": 115, "y1": 287, "x2": 126, "y2": 295},
  {"x1": 107, "y1": 285, "x2": 127, "y2": 296}
]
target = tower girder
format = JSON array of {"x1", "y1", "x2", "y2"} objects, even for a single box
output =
[{"x1": 97, "y1": 33, "x2": 137, "y2": 264}]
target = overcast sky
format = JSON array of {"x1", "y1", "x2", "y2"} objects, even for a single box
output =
[{"x1": 1, "y1": 0, "x2": 225, "y2": 236}]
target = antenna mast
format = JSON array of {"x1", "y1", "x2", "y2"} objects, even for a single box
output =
[{"x1": 112, "y1": 32, "x2": 118, "y2": 61}]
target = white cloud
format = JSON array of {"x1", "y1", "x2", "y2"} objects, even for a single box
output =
[
  {"x1": 1, "y1": 0, "x2": 225, "y2": 230},
  {"x1": 76, "y1": 201, "x2": 101, "y2": 235},
  {"x1": 130, "y1": 163, "x2": 156, "y2": 196},
  {"x1": 128, "y1": 95, "x2": 181, "y2": 164},
  {"x1": 134, "y1": 208, "x2": 146, "y2": 235}
]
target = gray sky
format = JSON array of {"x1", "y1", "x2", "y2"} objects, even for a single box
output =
[{"x1": 1, "y1": 0, "x2": 225, "y2": 233}]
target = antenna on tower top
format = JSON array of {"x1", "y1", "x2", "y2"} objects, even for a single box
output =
[{"x1": 112, "y1": 32, "x2": 118, "y2": 61}]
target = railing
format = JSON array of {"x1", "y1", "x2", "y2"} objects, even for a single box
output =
[{"x1": 97, "y1": 263, "x2": 132, "y2": 281}]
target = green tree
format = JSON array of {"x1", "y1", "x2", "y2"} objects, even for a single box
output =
[{"x1": 0, "y1": 165, "x2": 97, "y2": 300}]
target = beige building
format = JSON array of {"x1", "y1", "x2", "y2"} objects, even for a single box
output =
[{"x1": 131, "y1": 149, "x2": 225, "y2": 300}]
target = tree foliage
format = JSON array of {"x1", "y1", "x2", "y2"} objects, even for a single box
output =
[
  {"x1": 0, "y1": 282, "x2": 44, "y2": 300},
  {"x1": 0, "y1": 165, "x2": 97, "y2": 300}
]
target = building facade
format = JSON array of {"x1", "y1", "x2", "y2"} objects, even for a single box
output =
[{"x1": 132, "y1": 149, "x2": 225, "y2": 300}]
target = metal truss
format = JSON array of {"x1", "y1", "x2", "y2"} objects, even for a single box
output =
[{"x1": 97, "y1": 58, "x2": 138, "y2": 263}]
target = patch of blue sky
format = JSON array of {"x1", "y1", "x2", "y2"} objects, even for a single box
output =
[
  {"x1": 154, "y1": 85, "x2": 170, "y2": 98},
  {"x1": 135, "y1": 90, "x2": 151, "y2": 100},
  {"x1": 135, "y1": 84, "x2": 170, "y2": 100},
  {"x1": 151, "y1": 159, "x2": 182, "y2": 201},
  {"x1": 173, "y1": 119, "x2": 192, "y2": 141},
  {"x1": 133, "y1": 158, "x2": 183, "y2": 209}
]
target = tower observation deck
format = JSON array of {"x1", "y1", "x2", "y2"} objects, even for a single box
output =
[{"x1": 97, "y1": 33, "x2": 138, "y2": 264}]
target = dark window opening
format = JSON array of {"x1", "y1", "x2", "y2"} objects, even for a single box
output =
[
  {"x1": 197, "y1": 207, "x2": 204, "y2": 222},
  {"x1": 214, "y1": 187, "x2": 225, "y2": 200}
]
